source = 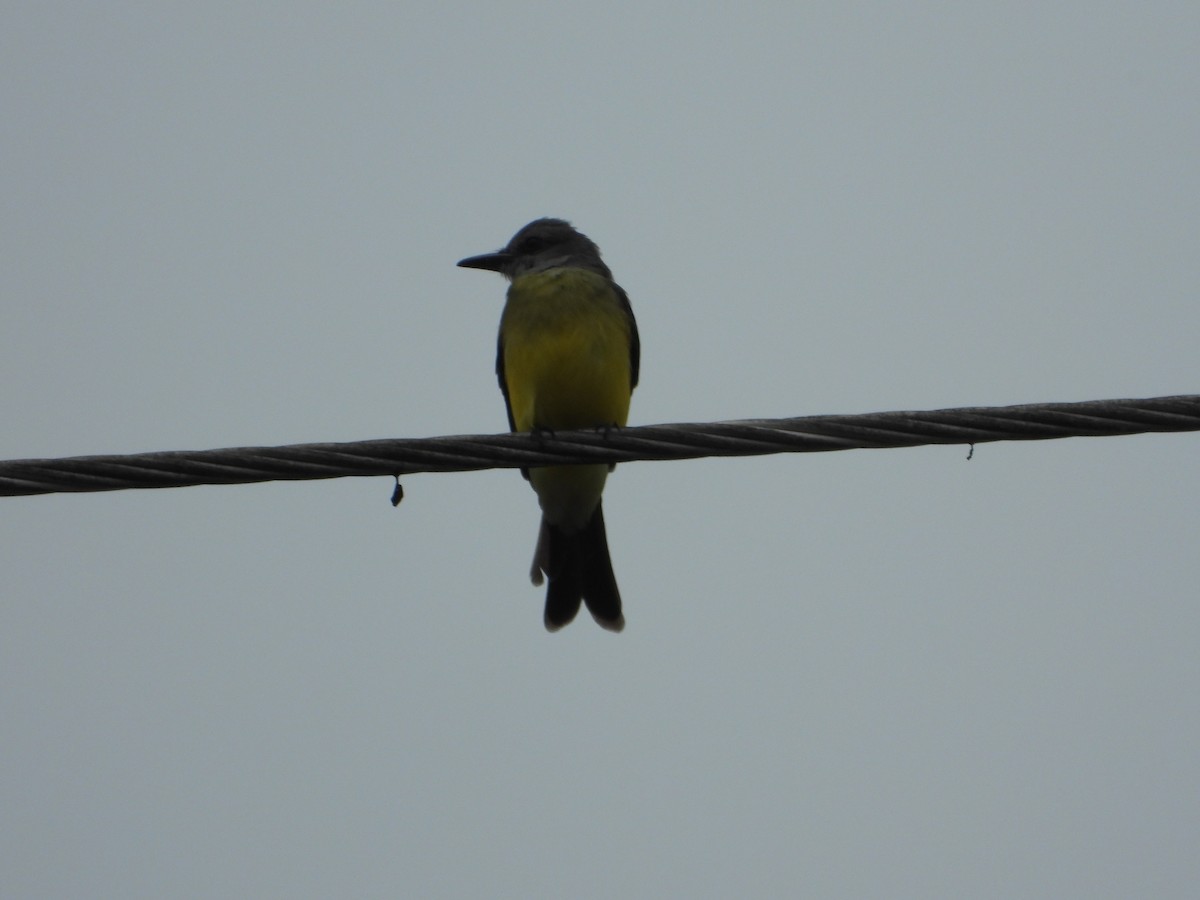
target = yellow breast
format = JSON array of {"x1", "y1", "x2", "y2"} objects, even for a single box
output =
[{"x1": 499, "y1": 268, "x2": 634, "y2": 433}]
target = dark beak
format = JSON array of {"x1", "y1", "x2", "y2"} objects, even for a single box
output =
[{"x1": 456, "y1": 251, "x2": 510, "y2": 272}]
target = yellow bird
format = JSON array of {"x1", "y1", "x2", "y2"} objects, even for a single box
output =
[{"x1": 458, "y1": 219, "x2": 640, "y2": 632}]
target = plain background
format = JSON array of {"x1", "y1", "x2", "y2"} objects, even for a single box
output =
[{"x1": 3, "y1": 4, "x2": 1198, "y2": 898}]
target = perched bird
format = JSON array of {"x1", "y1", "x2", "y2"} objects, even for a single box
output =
[{"x1": 458, "y1": 219, "x2": 639, "y2": 631}]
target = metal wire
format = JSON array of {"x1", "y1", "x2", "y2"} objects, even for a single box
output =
[{"x1": 2, "y1": 394, "x2": 1197, "y2": 498}]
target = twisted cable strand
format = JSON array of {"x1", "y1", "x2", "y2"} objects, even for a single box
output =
[{"x1": 2, "y1": 394, "x2": 1196, "y2": 498}]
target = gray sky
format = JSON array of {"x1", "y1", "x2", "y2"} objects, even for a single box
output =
[{"x1": 3, "y1": 4, "x2": 1199, "y2": 898}]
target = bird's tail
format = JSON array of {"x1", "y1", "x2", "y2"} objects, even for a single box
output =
[{"x1": 530, "y1": 502, "x2": 624, "y2": 632}]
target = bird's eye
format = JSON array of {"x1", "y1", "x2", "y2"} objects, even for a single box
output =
[{"x1": 519, "y1": 235, "x2": 546, "y2": 253}]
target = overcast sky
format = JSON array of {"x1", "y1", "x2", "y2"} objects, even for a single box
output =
[{"x1": 3, "y1": 4, "x2": 1199, "y2": 898}]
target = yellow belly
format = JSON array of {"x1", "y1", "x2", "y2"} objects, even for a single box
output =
[
  {"x1": 499, "y1": 268, "x2": 633, "y2": 530},
  {"x1": 500, "y1": 268, "x2": 633, "y2": 433}
]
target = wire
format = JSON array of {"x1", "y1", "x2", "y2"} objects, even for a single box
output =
[{"x1": 2, "y1": 394, "x2": 1197, "y2": 498}]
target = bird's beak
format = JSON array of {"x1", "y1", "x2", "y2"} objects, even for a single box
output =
[{"x1": 456, "y1": 250, "x2": 510, "y2": 272}]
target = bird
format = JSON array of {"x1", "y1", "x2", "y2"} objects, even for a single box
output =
[{"x1": 458, "y1": 218, "x2": 639, "y2": 632}]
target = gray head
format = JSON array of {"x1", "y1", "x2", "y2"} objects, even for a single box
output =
[{"x1": 457, "y1": 218, "x2": 612, "y2": 281}]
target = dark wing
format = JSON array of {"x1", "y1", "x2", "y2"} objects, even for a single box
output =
[
  {"x1": 496, "y1": 329, "x2": 530, "y2": 480},
  {"x1": 615, "y1": 283, "x2": 640, "y2": 389},
  {"x1": 495, "y1": 330, "x2": 517, "y2": 433}
]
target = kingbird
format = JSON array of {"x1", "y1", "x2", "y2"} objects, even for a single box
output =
[{"x1": 458, "y1": 219, "x2": 640, "y2": 632}]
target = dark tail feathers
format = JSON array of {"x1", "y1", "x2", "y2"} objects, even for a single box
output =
[{"x1": 534, "y1": 503, "x2": 624, "y2": 632}]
